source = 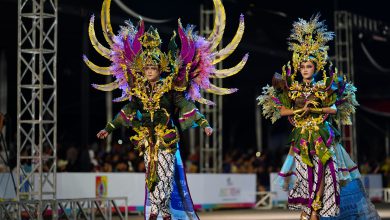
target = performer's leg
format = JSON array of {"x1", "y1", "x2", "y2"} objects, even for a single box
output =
[
  {"x1": 144, "y1": 152, "x2": 160, "y2": 217},
  {"x1": 310, "y1": 170, "x2": 324, "y2": 220},
  {"x1": 300, "y1": 213, "x2": 309, "y2": 220},
  {"x1": 146, "y1": 150, "x2": 175, "y2": 218},
  {"x1": 285, "y1": 148, "x2": 310, "y2": 220},
  {"x1": 149, "y1": 192, "x2": 160, "y2": 217},
  {"x1": 145, "y1": 150, "x2": 175, "y2": 218},
  {"x1": 314, "y1": 159, "x2": 340, "y2": 218},
  {"x1": 157, "y1": 151, "x2": 175, "y2": 218}
]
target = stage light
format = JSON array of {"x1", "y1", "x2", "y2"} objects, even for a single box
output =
[{"x1": 256, "y1": 151, "x2": 261, "y2": 157}]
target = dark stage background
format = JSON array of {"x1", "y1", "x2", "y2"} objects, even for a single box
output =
[{"x1": 1, "y1": 0, "x2": 390, "y2": 167}]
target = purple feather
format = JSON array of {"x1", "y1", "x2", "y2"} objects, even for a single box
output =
[
  {"x1": 325, "y1": 78, "x2": 334, "y2": 91},
  {"x1": 190, "y1": 53, "x2": 201, "y2": 73},
  {"x1": 335, "y1": 99, "x2": 346, "y2": 106},
  {"x1": 338, "y1": 81, "x2": 347, "y2": 95},
  {"x1": 123, "y1": 36, "x2": 134, "y2": 61},
  {"x1": 132, "y1": 20, "x2": 144, "y2": 55},
  {"x1": 178, "y1": 21, "x2": 190, "y2": 62},
  {"x1": 271, "y1": 97, "x2": 282, "y2": 105},
  {"x1": 183, "y1": 26, "x2": 196, "y2": 64},
  {"x1": 184, "y1": 38, "x2": 195, "y2": 64}
]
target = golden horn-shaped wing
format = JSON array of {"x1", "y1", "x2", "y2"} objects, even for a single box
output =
[
  {"x1": 89, "y1": 15, "x2": 111, "y2": 59},
  {"x1": 100, "y1": 0, "x2": 115, "y2": 46},
  {"x1": 83, "y1": 55, "x2": 112, "y2": 75},
  {"x1": 92, "y1": 81, "x2": 119, "y2": 91},
  {"x1": 211, "y1": 53, "x2": 248, "y2": 78},
  {"x1": 196, "y1": 97, "x2": 216, "y2": 106},
  {"x1": 212, "y1": 14, "x2": 245, "y2": 65},
  {"x1": 207, "y1": 0, "x2": 226, "y2": 52},
  {"x1": 205, "y1": 83, "x2": 238, "y2": 95},
  {"x1": 113, "y1": 93, "x2": 131, "y2": 102}
]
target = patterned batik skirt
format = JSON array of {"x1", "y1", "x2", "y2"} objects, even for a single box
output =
[
  {"x1": 276, "y1": 144, "x2": 380, "y2": 218},
  {"x1": 287, "y1": 153, "x2": 340, "y2": 217},
  {"x1": 144, "y1": 144, "x2": 199, "y2": 220}
]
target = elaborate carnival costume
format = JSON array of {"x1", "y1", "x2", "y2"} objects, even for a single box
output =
[
  {"x1": 257, "y1": 15, "x2": 379, "y2": 219},
  {"x1": 83, "y1": 0, "x2": 248, "y2": 219}
]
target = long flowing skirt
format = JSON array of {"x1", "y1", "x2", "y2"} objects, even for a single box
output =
[
  {"x1": 276, "y1": 143, "x2": 379, "y2": 218},
  {"x1": 322, "y1": 179, "x2": 380, "y2": 220},
  {"x1": 287, "y1": 154, "x2": 340, "y2": 217}
]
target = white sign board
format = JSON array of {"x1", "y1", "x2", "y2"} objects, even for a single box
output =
[{"x1": 0, "y1": 173, "x2": 256, "y2": 209}]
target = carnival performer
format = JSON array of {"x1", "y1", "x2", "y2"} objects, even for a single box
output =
[
  {"x1": 83, "y1": 0, "x2": 248, "y2": 219},
  {"x1": 257, "y1": 14, "x2": 379, "y2": 220}
]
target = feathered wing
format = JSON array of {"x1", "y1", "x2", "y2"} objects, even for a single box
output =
[
  {"x1": 256, "y1": 65, "x2": 293, "y2": 124},
  {"x1": 256, "y1": 85, "x2": 282, "y2": 124},
  {"x1": 332, "y1": 70, "x2": 359, "y2": 126},
  {"x1": 313, "y1": 64, "x2": 359, "y2": 126},
  {"x1": 172, "y1": 0, "x2": 248, "y2": 105},
  {"x1": 83, "y1": 0, "x2": 145, "y2": 102},
  {"x1": 84, "y1": 0, "x2": 248, "y2": 104}
]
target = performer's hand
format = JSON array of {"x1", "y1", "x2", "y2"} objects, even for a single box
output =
[
  {"x1": 97, "y1": 130, "x2": 109, "y2": 139},
  {"x1": 303, "y1": 101, "x2": 311, "y2": 111},
  {"x1": 204, "y1": 127, "x2": 213, "y2": 136},
  {"x1": 303, "y1": 100, "x2": 319, "y2": 111},
  {"x1": 301, "y1": 101, "x2": 313, "y2": 116}
]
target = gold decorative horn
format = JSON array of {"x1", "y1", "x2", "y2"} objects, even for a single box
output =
[
  {"x1": 92, "y1": 81, "x2": 119, "y2": 91},
  {"x1": 113, "y1": 93, "x2": 130, "y2": 102},
  {"x1": 88, "y1": 15, "x2": 111, "y2": 59},
  {"x1": 205, "y1": 83, "x2": 238, "y2": 95},
  {"x1": 212, "y1": 14, "x2": 245, "y2": 64},
  {"x1": 211, "y1": 53, "x2": 248, "y2": 78},
  {"x1": 100, "y1": 0, "x2": 115, "y2": 46},
  {"x1": 83, "y1": 55, "x2": 112, "y2": 75},
  {"x1": 196, "y1": 97, "x2": 216, "y2": 105},
  {"x1": 207, "y1": 0, "x2": 226, "y2": 52}
]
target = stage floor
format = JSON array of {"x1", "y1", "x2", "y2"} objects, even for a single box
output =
[{"x1": 127, "y1": 203, "x2": 390, "y2": 220}]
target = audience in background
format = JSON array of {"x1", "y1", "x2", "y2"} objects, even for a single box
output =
[{"x1": 2, "y1": 139, "x2": 390, "y2": 194}]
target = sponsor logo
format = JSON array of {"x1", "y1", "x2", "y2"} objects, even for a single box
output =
[{"x1": 219, "y1": 177, "x2": 241, "y2": 200}]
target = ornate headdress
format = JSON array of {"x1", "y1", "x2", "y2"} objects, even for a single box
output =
[
  {"x1": 131, "y1": 27, "x2": 171, "y2": 73},
  {"x1": 288, "y1": 14, "x2": 334, "y2": 74},
  {"x1": 84, "y1": 0, "x2": 248, "y2": 104}
]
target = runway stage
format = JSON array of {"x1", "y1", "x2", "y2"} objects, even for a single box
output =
[{"x1": 128, "y1": 203, "x2": 390, "y2": 220}]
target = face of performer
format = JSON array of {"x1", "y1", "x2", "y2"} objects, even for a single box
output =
[
  {"x1": 143, "y1": 65, "x2": 161, "y2": 83},
  {"x1": 299, "y1": 61, "x2": 315, "y2": 81}
]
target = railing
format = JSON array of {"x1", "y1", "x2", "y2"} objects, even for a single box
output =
[
  {"x1": 254, "y1": 191, "x2": 276, "y2": 210},
  {"x1": 0, "y1": 197, "x2": 128, "y2": 220},
  {"x1": 384, "y1": 188, "x2": 390, "y2": 203}
]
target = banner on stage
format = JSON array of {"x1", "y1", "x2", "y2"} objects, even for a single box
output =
[
  {"x1": 0, "y1": 173, "x2": 256, "y2": 210},
  {"x1": 96, "y1": 175, "x2": 108, "y2": 198}
]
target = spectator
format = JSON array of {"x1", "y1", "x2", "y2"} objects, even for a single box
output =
[{"x1": 65, "y1": 145, "x2": 78, "y2": 171}]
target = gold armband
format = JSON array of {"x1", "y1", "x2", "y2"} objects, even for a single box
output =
[
  {"x1": 293, "y1": 108, "x2": 304, "y2": 115},
  {"x1": 310, "y1": 108, "x2": 323, "y2": 114}
]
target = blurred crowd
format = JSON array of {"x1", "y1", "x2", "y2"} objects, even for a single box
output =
[
  {"x1": 2, "y1": 140, "x2": 390, "y2": 192},
  {"x1": 56, "y1": 141, "x2": 146, "y2": 173}
]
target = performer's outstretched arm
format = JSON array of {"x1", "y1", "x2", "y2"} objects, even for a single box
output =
[
  {"x1": 97, "y1": 102, "x2": 138, "y2": 139},
  {"x1": 173, "y1": 91, "x2": 213, "y2": 136}
]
